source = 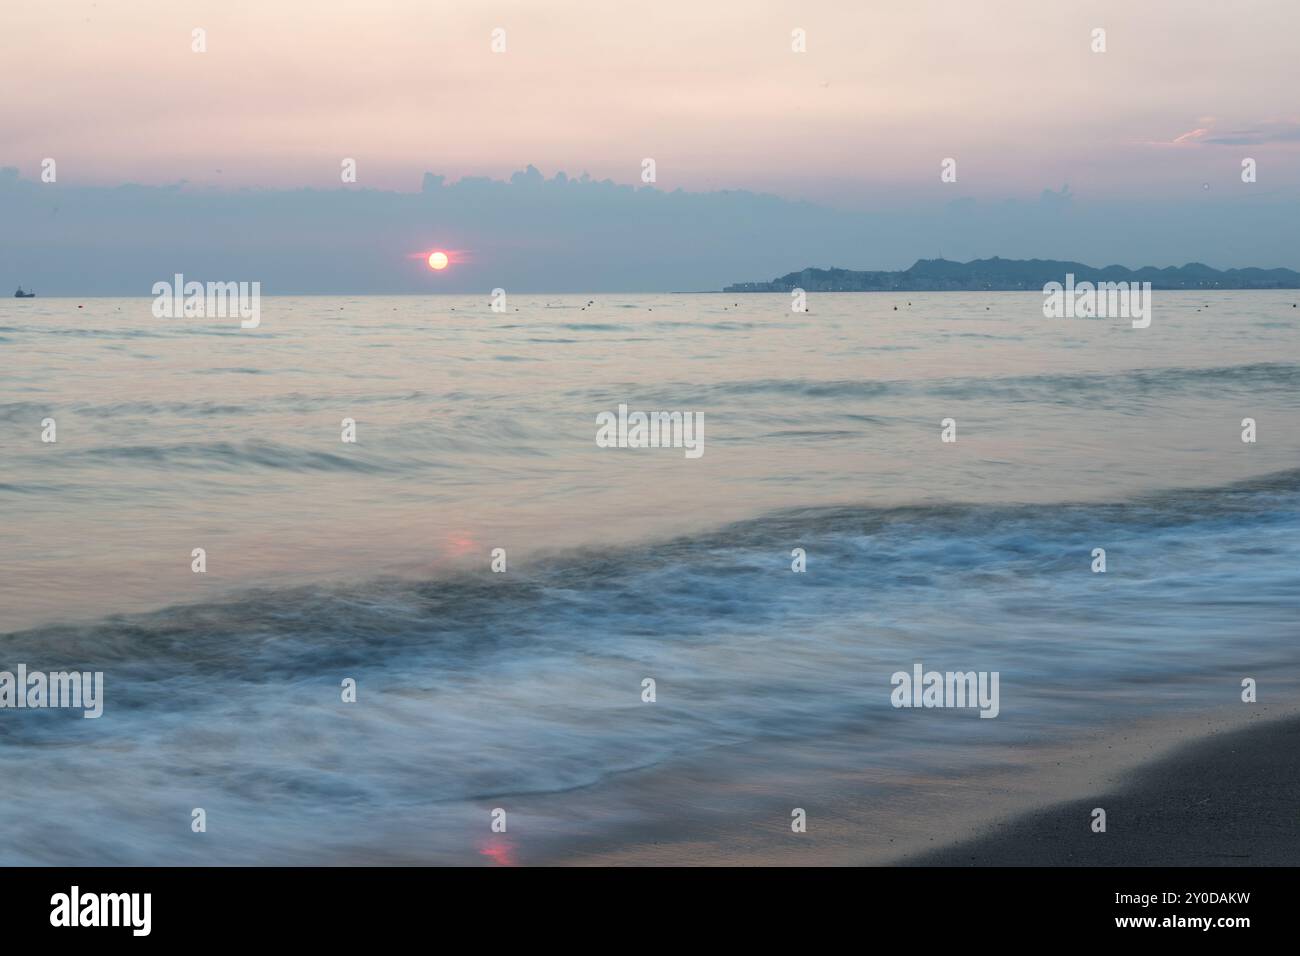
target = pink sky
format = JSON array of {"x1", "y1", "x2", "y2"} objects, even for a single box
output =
[{"x1": 2, "y1": 0, "x2": 1298, "y2": 202}]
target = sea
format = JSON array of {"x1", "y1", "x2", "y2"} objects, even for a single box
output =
[{"x1": 1, "y1": 290, "x2": 1298, "y2": 863}]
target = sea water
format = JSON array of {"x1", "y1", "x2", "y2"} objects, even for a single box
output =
[{"x1": 1, "y1": 291, "x2": 1297, "y2": 863}]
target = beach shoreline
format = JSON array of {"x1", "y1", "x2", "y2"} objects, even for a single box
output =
[
  {"x1": 902, "y1": 708, "x2": 1300, "y2": 866},
  {"x1": 527, "y1": 700, "x2": 1300, "y2": 866}
]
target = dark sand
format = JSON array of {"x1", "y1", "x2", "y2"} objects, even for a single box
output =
[{"x1": 902, "y1": 714, "x2": 1300, "y2": 866}]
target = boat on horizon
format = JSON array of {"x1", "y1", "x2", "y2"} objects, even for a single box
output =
[{"x1": 13, "y1": 287, "x2": 35, "y2": 298}]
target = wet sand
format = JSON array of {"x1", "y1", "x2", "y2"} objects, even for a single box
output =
[
  {"x1": 535, "y1": 702, "x2": 1300, "y2": 866},
  {"x1": 902, "y1": 711, "x2": 1300, "y2": 866}
]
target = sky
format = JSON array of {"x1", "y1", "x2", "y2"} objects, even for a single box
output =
[{"x1": 2, "y1": 0, "x2": 1298, "y2": 292}]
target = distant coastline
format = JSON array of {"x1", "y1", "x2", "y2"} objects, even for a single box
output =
[{"x1": 723, "y1": 257, "x2": 1300, "y2": 292}]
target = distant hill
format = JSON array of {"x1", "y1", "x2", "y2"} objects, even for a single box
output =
[{"x1": 722, "y1": 257, "x2": 1300, "y2": 292}]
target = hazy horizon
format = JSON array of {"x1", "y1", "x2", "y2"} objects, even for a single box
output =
[
  {"x1": 3, "y1": 0, "x2": 1299, "y2": 293},
  {"x1": 4, "y1": 164, "x2": 1300, "y2": 295}
]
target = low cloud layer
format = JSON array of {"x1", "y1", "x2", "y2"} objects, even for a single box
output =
[{"x1": 3, "y1": 166, "x2": 1297, "y2": 295}]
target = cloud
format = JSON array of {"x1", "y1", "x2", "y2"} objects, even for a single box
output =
[
  {"x1": 1159, "y1": 121, "x2": 1300, "y2": 147},
  {"x1": 1203, "y1": 122, "x2": 1300, "y2": 145},
  {"x1": 2, "y1": 166, "x2": 1298, "y2": 294}
]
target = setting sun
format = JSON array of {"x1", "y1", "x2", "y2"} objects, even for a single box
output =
[{"x1": 427, "y1": 251, "x2": 449, "y2": 270}]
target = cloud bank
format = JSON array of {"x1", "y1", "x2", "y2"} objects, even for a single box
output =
[{"x1": 2, "y1": 166, "x2": 1297, "y2": 295}]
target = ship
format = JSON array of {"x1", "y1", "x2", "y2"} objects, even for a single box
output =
[{"x1": 14, "y1": 287, "x2": 35, "y2": 298}]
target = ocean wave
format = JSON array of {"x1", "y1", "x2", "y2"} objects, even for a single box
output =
[
  {"x1": 1, "y1": 470, "x2": 1297, "y2": 863},
  {"x1": 7, "y1": 466, "x2": 1298, "y2": 662},
  {"x1": 48, "y1": 440, "x2": 396, "y2": 473},
  {"x1": 563, "y1": 362, "x2": 1300, "y2": 406}
]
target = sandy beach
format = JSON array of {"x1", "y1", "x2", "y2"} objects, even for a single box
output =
[
  {"x1": 533, "y1": 701, "x2": 1300, "y2": 867},
  {"x1": 904, "y1": 710, "x2": 1300, "y2": 866}
]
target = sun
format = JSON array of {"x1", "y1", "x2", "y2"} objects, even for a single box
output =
[{"x1": 427, "y1": 251, "x2": 449, "y2": 270}]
